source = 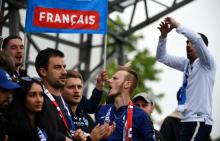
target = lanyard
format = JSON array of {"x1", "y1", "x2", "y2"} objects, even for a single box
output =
[
  {"x1": 37, "y1": 127, "x2": 48, "y2": 141},
  {"x1": 123, "y1": 102, "x2": 133, "y2": 141},
  {"x1": 43, "y1": 86, "x2": 75, "y2": 135},
  {"x1": 104, "y1": 102, "x2": 134, "y2": 141},
  {"x1": 60, "y1": 96, "x2": 76, "y2": 131}
]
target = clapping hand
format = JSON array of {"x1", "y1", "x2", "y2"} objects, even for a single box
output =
[
  {"x1": 90, "y1": 122, "x2": 116, "y2": 141},
  {"x1": 73, "y1": 129, "x2": 87, "y2": 141}
]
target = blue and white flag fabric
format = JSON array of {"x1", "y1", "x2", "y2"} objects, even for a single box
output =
[
  {"x1": 25, "y1": 0, "x2": 108, "y2": 34},
  {"x1": 177, "y1": 63, "x2": 189, "y2": 112}
]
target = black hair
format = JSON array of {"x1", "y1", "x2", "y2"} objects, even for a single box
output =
[
  {"x1": 2, "y1": 35, "x2": 22, "y2": 49},
  {"x1": 7, "y1": 78, "x2": 56, "y2": 141},
  {"x1": 35, "y1": 48, "x2": 64, "y2": 77},
  {"x1": 12, "y1": 78, "x2": 43, "y2": 107},
  {"x1": 198, "y1": 33, "x2": 208, "y2": 46}
]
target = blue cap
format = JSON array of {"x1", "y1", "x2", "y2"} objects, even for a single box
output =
[{"x1": 0, "y1": 69, "x2": 20, "y2": 90}]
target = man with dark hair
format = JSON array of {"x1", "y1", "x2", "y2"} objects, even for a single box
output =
[
  {"x1": 35, "y1": 48, "x2": 86, "y2": 141},
  {"x1": 0, "y1": 69, "x2": 20, "y2": 141},
  {"x1": 35, "y1": 48, "x2": 65, "y2": 77},
  {"x1": 2, "y1": 35, "x2": 27, "y2": 79},
  {"x1": 156, "y1": 17, "x2": 216, "y2": 141},
  {"x1": 96, "y1": 66, "x2": 154, "y2": 140}
]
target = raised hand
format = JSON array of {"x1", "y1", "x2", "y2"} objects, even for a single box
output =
[
  {"x1": 157, "y1": 21, "x2": 172, "y2": 38},
  {"x1": 165, "y1": 17, "x2": 180, "y2": 29},
  {"x1": 96, "y1": 70, "x2": 108, "y2": 90}
]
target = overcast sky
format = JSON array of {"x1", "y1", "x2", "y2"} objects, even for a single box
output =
[{"x1": 132, "y1": 0, "x2": 220, "y2": 139}]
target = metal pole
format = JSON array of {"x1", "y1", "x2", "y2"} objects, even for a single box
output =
[{"x1": 103, "y1": 34, "x2": 107, "y2": 69}]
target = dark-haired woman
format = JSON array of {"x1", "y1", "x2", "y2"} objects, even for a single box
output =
[{"x1": 7, "y1": 78, "x2": 56, "y2": 141}]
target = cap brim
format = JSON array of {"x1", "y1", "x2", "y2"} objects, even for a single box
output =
[
  {"x1": 132, "y1": 93, "x2": 151, "y2": 104},
  {"x1": 0, "y1": 81, "x2": 20, "y2": 90},
  {"x1": 132, "y1": 95, "x2": 148, "y2": 102}
]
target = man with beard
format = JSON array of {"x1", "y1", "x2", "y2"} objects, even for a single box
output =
[
  {"x1": 2, "y1": 35, "x2": 27, "y2": 80},
  {"x1": 95, "y1": 66, "x2": 154, "y2": 141},
  {"x1": 156, "y1": 17, "x2": 216, "y2": 141},
  {"x1": 35, "y1": 48, "x2": 86, "y2": 141}
]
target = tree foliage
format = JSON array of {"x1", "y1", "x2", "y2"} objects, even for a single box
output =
[{"x1": 105, "y1": 15, "x2": 164, "y2": 113}]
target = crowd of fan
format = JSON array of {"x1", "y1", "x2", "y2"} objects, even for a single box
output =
[{"x1": 0, "y1": 17, "x2": 216, "y2": 141}]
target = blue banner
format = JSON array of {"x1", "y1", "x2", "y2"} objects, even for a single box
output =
[{"x1": 25, "y1": 0, "x2": 108, "y2": 34}]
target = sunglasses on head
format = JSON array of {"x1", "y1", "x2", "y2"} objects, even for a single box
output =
[{"x1": 19, "y1": 77, "x2": 42, "y2": 83}]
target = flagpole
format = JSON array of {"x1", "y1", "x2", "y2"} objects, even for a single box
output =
[{"x1": 103, "y1": 34, "x2": 107, "y2": 69}]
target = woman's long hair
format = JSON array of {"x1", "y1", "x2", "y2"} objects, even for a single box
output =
[{"x1": 7, "y1": 78, "x2": 56, "y2": 141}]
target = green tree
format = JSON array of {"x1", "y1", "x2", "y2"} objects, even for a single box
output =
[{"x1": 104, "y1": 15, "x2": 164, "y2": 114}]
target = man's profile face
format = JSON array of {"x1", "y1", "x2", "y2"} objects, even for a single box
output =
[
  {"x1": 186, "y1": 40, "x2": 198, "y2": 62},
  {"x1": 107, "y1": 70, "x2": 127, "y2": 97}
]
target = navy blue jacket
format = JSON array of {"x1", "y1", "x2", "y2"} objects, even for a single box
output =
[{"x1": 95, "y1": 104, "x2": 154, "y2": 141}]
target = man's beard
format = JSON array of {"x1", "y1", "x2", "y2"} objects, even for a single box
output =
[{"x1": 50, "y1": 81, "x2": 65, "y2": 89}]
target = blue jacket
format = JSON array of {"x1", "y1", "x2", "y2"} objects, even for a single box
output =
[{"x1": 95, "y1": 104, "x2": 154, "y2": 141}]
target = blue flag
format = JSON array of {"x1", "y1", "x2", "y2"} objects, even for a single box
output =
[{"x1": 25, "y1": 0, "x2": 108, "y2": 34}]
